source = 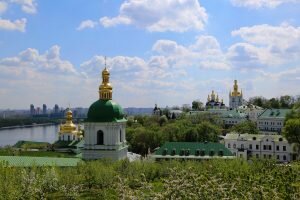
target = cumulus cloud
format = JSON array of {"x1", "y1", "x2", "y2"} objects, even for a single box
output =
[
  {"x1": 97, "y1": 0, "x2": 208, "y2": 32},
  {"x1": 228, "y1": 24, "x2": 300, "y2": 69},
  {"x1": 0, "y1": 18, "x2": 26, "y2": 32},
  {"x1": 0, "y1": 45, "x2": 77, "y2": 74},
  {"x1": 231, "y1": 0, "x2": 300, "y2": 8},
  {"x1": 77, "y1": 20, "x2": 98, "y2": 30},
  {"x1": 11, "y1": 0, "x2": 37, "y2": 14}
]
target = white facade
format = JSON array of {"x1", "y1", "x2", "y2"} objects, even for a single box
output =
[
  {"x1": 257, "y1": 109, "x2": 291, "y2": 133},
  {"x1": 82, "y1": 122, "x2": 128, "y2": 160},
  {"x1": 224, "y1": 133, "x2": 294, "y2": 162},
  {"x1": 229, "y1": 96, "x2": 243, "y2": 109}
]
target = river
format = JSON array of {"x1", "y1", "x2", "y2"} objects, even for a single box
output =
[{"x1": 0, "y1": 125, "x2": 59, "y2": 147}]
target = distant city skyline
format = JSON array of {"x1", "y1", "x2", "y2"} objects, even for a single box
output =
[{"x1": 0, "y1": 0, "x2": 300, "y2": 109}]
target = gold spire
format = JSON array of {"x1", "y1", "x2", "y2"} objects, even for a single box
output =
[
  {"x1": 231, "y1": 80, "x2": 242, "y2": 97},
  {"x1": 216, "y1": 94, "x2": 219, "y2": 102},
  {"x1": 211, "y1": 90, "x2": 216, "y2": 101},
  {"x1": 99, "y1": 57, "x2": 113, "y2": 100},
  {"x1": 207, "y1": 94, "x2": 210, "y2": 102}
]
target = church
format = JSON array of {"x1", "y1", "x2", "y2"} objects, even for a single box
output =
[
  {"x1": 82, "y1": 66, "x2": 128, "y2": 160},
  {"x1": 229, "y1": 80, "x2": 243, "y2": 109}
]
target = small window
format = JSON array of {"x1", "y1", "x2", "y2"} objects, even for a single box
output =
[
  {"x1": 283, "y1": 146, "x2": 286, "y2": 151},
  {"x1": 233, "y1": 144, "x2": 236, "y2": 149},
  {"x1": 269, "y1": 145, "x2": 272, "y2": 150},
  {"x1": 276, "y1": 146, "x2": 279, "y2": 151},
  {"x1": 210, "y1": 151, "x2": 214, "y2": 156},
  {"x1": 180, "y1": 149, "x2": 185, "y2": 156},
  {"x1": 241, "y1": 144, "x2": 244, "y2": 149},
  {"x1": 263, "y1": 145, "x2": 266, "y2": 150},
  {"x1": 185, "y1": 149, "x2": 190, "y2": 156},
  {"x1": 279, "y1": 138, "x2": 283, "y2": 142},
  {"x1": 249, "y1": 144, "x2": 252, "y2": 149},
  {"x1": 256, "y1": 145, "x2": 259, "y2": 150},
  {"x1": 97, "y1": 130, "x2": 104, "y2": 145},
  {"x1": 163, "y1": 148, "x2": 168, "y2": 156},
  {"x1": 277, "y1": 155, "x2": 280, "y2": 160},
  {"x1": 218, "y1": 150, "x2": 224, "y2": 157},
  {"x1": 171, "y1": 148, "x2": 176, "y2": 156},
  {"x1": 263, "y1": 154, "x2": 266, "y2": 158},
  {"x1": 253, "y1": 137, "x2": 256, "y2": 140},
  {"x1": 195, "y1": 149, "x2": 200, "y2": 156},
  {"x1": 228, "y1": 143, "x2": 231, "y2": 148},
  {"x1": 200, "y1": 150, "x2": 205, "y2": 156},
  {"x1": 269, "y1": 155, "x2": 272, "y2": 159},
  {"x1": 283, "y1": 155, "x2": 287, "y2": 160},
  {"x1": 120, "y1": 130, "x2": 122, "y2": 142}
]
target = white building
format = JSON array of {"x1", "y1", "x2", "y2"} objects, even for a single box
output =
[
  {"x1": 229, "y1": 80, "x2": 243, "y2": 109},
  {"x1": 224, "y1": 133, "x2": 295, "y2": 162},
  {"x1": 83, "y1": 67, "x2": 128, "y2": 160},
  {"x1": 257, "y1": 109, "x2": 291, "y2": 133},
  {"x1": 237, "y1": 104, "x2": 264, "y2": 122}
]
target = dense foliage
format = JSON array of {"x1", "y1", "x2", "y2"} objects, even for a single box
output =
[
  {"x1": 230, "y1": 120, "x2": 259, "y2": 134},
  {"x1": 126, "y1": 114, "x2": 222, "y2": 156},
  {"x1": 0, "y1": 159, "x2": 299, "y2": 199},
  {"x1": 248, "y1": 95, "x2": 300, "y2": 109}
]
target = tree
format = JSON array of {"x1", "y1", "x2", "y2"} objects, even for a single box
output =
[
  {"x1": 283, "y1": 119, "x2": 300, "y2": 155},
  {"x1": 230, "y1": 120, "x2": 259, "y2": 134},
  {"x1": 159, "y1": 115, "x2": 168, "y2": 126},
  {"x1": 192, "y1": 101, "x2": 203, "y2": 111}
]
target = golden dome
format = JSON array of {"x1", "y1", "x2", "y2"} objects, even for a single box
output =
[
  {"x1": 99, "y1": 66, "x2": 113, "y2": 100},
  {"x1": 59, "y1": 108, "x2": 77, "y2": 135},
  {"x1": 231, "y1": 80, "x2": 242, "y2": 97}
]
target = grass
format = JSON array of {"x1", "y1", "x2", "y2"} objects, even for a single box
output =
[{"x1": 0, "y1": 149, "x2": 76, "y2": 157}]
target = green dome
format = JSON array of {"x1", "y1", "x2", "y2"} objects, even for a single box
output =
[{"x1": 86, "y1": 100, "x2": 126, "y2": 122}]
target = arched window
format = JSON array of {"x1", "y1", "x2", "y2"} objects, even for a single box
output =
[
  {"x1": 97, "y1": 130, "x2": 104, "y2": 145},
  {"x1": 68, "y1": 135, "x2": 70, "y2": 141},
  {"x1": 120, "y1": 129, "x2": 122, "y2": 143}
]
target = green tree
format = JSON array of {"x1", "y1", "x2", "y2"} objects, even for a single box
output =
[
  {"x1": 159, "y1": 115, "x2": 168, "y2": 126},
  {"x1": 192, "y1": 101, "x2": 203, "y2": 111},
  {"x1": 230, "y1": 120, "x2": 259, "y2": 134},
  {"x1": 283, "y1": 119, "x2": 300, "y2": 155}
]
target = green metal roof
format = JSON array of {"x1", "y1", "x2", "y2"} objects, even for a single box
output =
[
  {"x1": 0, "y1": 156, "x2": 81, "y2": 167},
  {"x1": 155, "y1": 142, "x2": 233, "y2": 157},
  {"x1": 219, "y1": 109, "x2": 247, "y2": 118},
  {"x1": 86, "y1": 99, "x2": 126, "y2": 123},
  {"x1": 258, "y1": 109, "x2": 291, "y2": 119}
]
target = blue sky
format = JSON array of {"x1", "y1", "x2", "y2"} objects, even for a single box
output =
[{"x1": 0, "y1": 0, "x2": 300, "y2": 109}]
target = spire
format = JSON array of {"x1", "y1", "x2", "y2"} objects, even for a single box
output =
[
  {"x1": 216, "y1": 94, "x2": 219, "y2": 102},
  {"x1": 99, "y1": 58, "x2": 113, "y2": 100},
  {"x1": 231, "y1": 80, "x2": 241, "y2": 97},
  {"x1": 207, "y1": 94, "x2": 210, "y2": 102}
]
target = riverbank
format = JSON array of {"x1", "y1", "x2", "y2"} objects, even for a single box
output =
[{"x1": 0, "y1": 123, "x2": 56, "y2": 130}]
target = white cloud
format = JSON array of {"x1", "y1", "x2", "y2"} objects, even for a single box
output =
[
  {"x1": 77, "y1": 20, "x2": 98, "y2": 30},
  {"x1": 0, "y1": 18, "x2": 26, "y2": 32},
  {"x1": 11, "y1": 0, "x2": 37, "y2": 14},
  {"x1": 98, "y1": 0, "x2": 208, "y2": 32},
  {"x1": 228, "y1": 24, "x2": 300, "y2": 69},
  {"x1": 231, "y1": 0, "x2": 300, "y2": 8},
  {"x1": 0, "y1": 1, "x2": 8, "y2": 14},
  {"x1": 0, "y1": 45, "x2": 77, "y2": 74}
]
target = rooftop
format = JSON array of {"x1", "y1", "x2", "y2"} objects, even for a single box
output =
[
  {"x1": 258, "y1": 109, "x2": 291, "y2": 119},
  {"x1": 224, "y1": 133, "x2": 288, "y2": 142}
]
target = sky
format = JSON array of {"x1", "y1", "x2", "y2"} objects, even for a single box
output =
[{"x1": 0, "y1": 0, "x2": 300, "y2": 109}]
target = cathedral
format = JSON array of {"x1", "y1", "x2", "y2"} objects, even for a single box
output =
[
  {"x1": 82, "y1": 66, "x2": 128, "y2": 160},
  {"x1": 205, "y1": 90, "x2": 225, "y2": 109},
  {"x1": 229, "y1": 80, "x2": 243, "y2": 109}
]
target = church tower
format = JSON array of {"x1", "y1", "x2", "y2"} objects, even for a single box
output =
[
  {"x1": 83, "y1": 64, "x2": 128, "y2": 160},
  {"x1": 229, "y1": 80, "x2": 243, "y2": 109}
]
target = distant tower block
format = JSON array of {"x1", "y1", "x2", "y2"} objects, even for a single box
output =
[{"x1": 229, "y1": 80, "x2": 243, "y2": 109}]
